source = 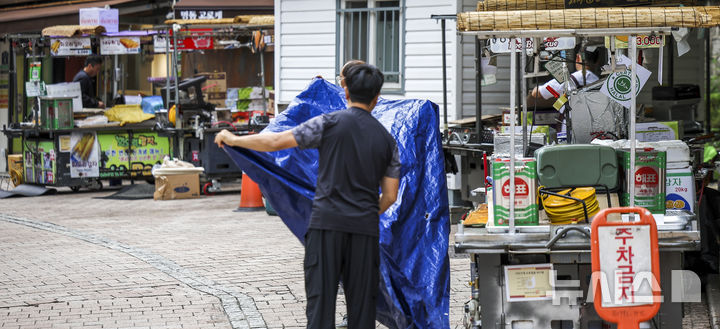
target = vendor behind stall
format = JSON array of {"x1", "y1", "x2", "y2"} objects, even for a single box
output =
[
  {"x1": 527, "y1": 45, "x2": 604, "y2": 109},
  {"x1": 73, "y1": 55, "x2": 105, "y2": 109}
]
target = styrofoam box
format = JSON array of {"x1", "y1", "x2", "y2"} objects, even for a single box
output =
[
  {"x1": 45, "y1": 82, "x2": 82, "y2": 112},
  {"x1": 79, "y1": 8, "x2": 119, "y2": 33}
]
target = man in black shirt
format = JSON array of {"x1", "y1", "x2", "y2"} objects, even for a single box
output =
[
  {"x1": 72, "y1": 55, "x2": 104, "y2": 108},
  {"x1": 215, "y1": 64, "x2": 400, "y2": 328}
]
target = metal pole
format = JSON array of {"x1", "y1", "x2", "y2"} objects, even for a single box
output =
[
  {"x1": 509, "y1": 42, "x2": 517, "y2": 234},
  {"x1": 172, "y1": 26, "x2": 180, "y2": 130},
  {"x1": 113, "y1": 55, "x2": 118, "y2": 100},
  {"x1": 165, "y1": 29, "x2": 170, "y2": 110},
  {"x1": 705, "y1": 28, "x2": 711, "y2": 133},
  {"x1": 521, "y1": 38, "x2": 528, "y2": 156},
  {"x1": 475, "y1": 37, "x2": 482, "y2": 137},
  {"x1": 441, "y1": 18, "x2": 448, "y2": 132},
  {"x1": 9, "y1": 39, "x2": 16, "y2": 126},
  {"x1": 630, "y1": 35, "x2": 637, "y2": 207},
  {"x1": 259, "y1": 33, "x2": 267, "y2": 116}
]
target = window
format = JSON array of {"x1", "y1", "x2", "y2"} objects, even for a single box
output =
[{"x1": 336, "y1": 0, "x2": 403, "y2": 91}]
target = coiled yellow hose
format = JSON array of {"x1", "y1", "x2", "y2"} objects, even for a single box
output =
[{"x1": 539, "y1": 187, "x2": 600, "y2": 224}]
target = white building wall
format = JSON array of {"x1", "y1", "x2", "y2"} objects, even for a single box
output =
[
  {"x1": 275, "y1": 0, "x2": 337, "y2": 105},
  {"x1": 276, "y1": 0, "x2": 459, "y2": 122}
]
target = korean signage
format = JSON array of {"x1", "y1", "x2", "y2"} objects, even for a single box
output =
[
  {"x1": 489, "y1": 37, "x2": 576, "y2": 54},
  {"x1": 591, "y1": 207, "x2": 661, "y2": 328},
  {"x1": 179, "y1": 10, "x2": 223, "y2": 20},
  {"x1": 597, "y1": 225, "x2": 653, "y2": 307},
  {"x1": 97, "y1": 132, "x2": 171, "y2": 178},
  {"x1": 50, "y1": 38, "x2": 92, "y2": 56},
  {"x1": 100, "y1": 37, "x2": 141, "y2": 55},
  {"x1": 504, "y1": 264, "x2": 554, "y2": 302},
  {"x1": 70, "y1": 132, "x2": 100, "y2": 178},
  {"x1": 153, "y1": 30, "x2": 214, "y2": 52}
]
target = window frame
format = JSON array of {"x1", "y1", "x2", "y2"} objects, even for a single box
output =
[{"x1": 335, "y1": 0, "x2": 405, "y2": 94}]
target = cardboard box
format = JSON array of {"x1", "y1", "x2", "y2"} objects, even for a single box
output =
[
  {"x1": 196, "y1": 72, "x2": 226, "y2": 93},
  {"x1": 79, "y1": 8, "x2": 119, "y2": 33},
  {"x1": 46, "y1": 82, "x2": 82, "y2": 112},
  {"x1": 154, "y1": 173, "x2": 200, "y2": 200}
]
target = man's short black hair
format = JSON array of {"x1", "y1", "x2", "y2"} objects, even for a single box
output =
[
  {"x1": 344, "y1": 64, "x2": 384, "y2": 105},
  {"x1": 85, "y1": 55, "x2": 103, "y2": 67}
]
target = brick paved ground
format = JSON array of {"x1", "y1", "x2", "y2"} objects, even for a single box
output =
[{"x1": 0, "y1": 185, "x2": 712, "y2": 328}]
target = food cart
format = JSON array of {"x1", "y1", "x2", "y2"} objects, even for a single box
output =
[
  {"x1": 151, "y1": 17, "x2": 274, "y2": 194},
  {"x1": 2, "y1": 27, "x2": 173, "y2": 191},
  {"x1": 444, "y1": 6, "x2": 719, "y2": 328}
]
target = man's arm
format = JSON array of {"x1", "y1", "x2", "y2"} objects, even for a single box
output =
[
  {"x1": 378, "y1": 176, "x2": 399, "y2": 215},
  {"x1": 214, "y1": 129, "x2": 298, "y2": 152},
  {"x1": 526, "y1": 86, "x2": 556, "y2": 109}
]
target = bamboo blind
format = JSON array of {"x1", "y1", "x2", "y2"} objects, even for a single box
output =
[{"x1": 458, "y1": 6, "x2": 720, "y2": 31}]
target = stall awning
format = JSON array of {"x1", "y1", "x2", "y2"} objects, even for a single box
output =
[
  {"x1": 173, "y1": 0, "x2": 273, "y2": 17},
  {"x1": 0, "y1": 0, "x2": 135, "y2": 34},
  {"x1": 173, "y1": 0, "x2": 273, "y2": 9}
]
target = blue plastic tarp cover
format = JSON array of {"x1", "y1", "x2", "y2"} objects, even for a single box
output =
[{"x1": 224, "y1": 78, "x2": 450, "y2": 328}]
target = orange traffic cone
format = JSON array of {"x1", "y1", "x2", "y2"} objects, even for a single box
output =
[{"x1": 234, "y1": 173, "x2": 265, "y2": 212}]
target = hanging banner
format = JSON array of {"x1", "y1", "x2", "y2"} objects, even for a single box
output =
[
  {"x1": 489, "y1": 37, "x2": 576, "y2": 54},
  {"x1": 97, "y1": 132, "x2": 171, "y2": 178},
  {"x1": 600, "y1": 55, "x2": 652, "y2": 109},
  {"x1": 50, "y1": 38, "x2": 92, "y2": 56},
  {"x1": 70, "y1": 132, "x2": 100, "y2": 178},
  {"x1": 100, "y1": 37, "x2": 141, "y2": 55},
  {"x1": 153, "y1": 30, "x2": 214, "y2": 52}
]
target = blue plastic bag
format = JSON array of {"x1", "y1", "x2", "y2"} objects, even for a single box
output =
[
  {"x1": 224, "y1": 78, "x2": 450, "y2": 328},
  {"x1": 141, "y1": 96, "x2": 164, "y2": 114}
]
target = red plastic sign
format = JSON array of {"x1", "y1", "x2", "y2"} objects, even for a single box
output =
[{"x1": 591, "y1": 207, "x2": 661, "y2": 329}]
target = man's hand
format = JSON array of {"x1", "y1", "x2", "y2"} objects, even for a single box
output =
[{"x1": 214, "y1": 129, "x2": 235, "y2": 148}]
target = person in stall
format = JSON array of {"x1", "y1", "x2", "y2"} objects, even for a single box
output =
[
  {"x1": 73, "y1": 55, "x2": 105, "y2": 109},
  {"x1": 526, "y1": 45, "x2": 605, "y2": 129}
]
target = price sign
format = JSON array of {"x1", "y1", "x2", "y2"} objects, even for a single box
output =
[
  {"x1": 100, "y1": 37, "x2": 141, "y2": 55},
  {"x1": 50, "y1": 38, "x2": 91, "y2": 57}
]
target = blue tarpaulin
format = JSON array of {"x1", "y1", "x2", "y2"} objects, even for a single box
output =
[{"x1": 224, "y1": 78, "x2": 450, "y2": 328}]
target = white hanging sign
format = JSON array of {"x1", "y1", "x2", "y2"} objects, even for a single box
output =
[
  {"x1": 600, "y1": 55, "x2": 651, "y2": 109},
  {"x1": 489, "y1": 37, "x2": 576, "y2": 54}
]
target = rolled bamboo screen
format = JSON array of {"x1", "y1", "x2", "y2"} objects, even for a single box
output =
[{"x1": 457, "y1": 6, "x2": 720, "y2": 31}]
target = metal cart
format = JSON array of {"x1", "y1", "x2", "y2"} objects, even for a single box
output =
[{"x1": 443, "y1": 26, "x2": 706, "y2": 329}]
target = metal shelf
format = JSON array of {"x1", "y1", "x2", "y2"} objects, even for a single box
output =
[{"x1": 460, "y1": 27, "x2": 676, "y2": 38}]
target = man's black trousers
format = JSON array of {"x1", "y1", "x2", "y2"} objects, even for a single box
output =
[{"x1": 304, "y1": 228, "x2": 379, "y2": 328}]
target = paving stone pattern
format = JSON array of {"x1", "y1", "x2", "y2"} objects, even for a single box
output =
[{"x1": 0, "y1": 188, "x2": 712, "y2": 328}]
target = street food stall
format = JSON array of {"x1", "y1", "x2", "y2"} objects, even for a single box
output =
[
  {"x1": 151, "y1": 16, "x2": 274, "y2": 194},
  {"x1": 2, "y1": 25, "x2": 172, "y2": 191},
  {"x1": 443, "y1": 5, "x2": 720, "y2": 329}
]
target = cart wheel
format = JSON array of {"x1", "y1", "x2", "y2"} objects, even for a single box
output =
[
  {"x1": 89, "y1": 180, "x2": 103, "y2": 191},
  {"x1": 70, "y1": 186, "x2": 81, "y2": 192},
  {"x1": 203, "y1": 182, "x2": 216, "y2": 196}
]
